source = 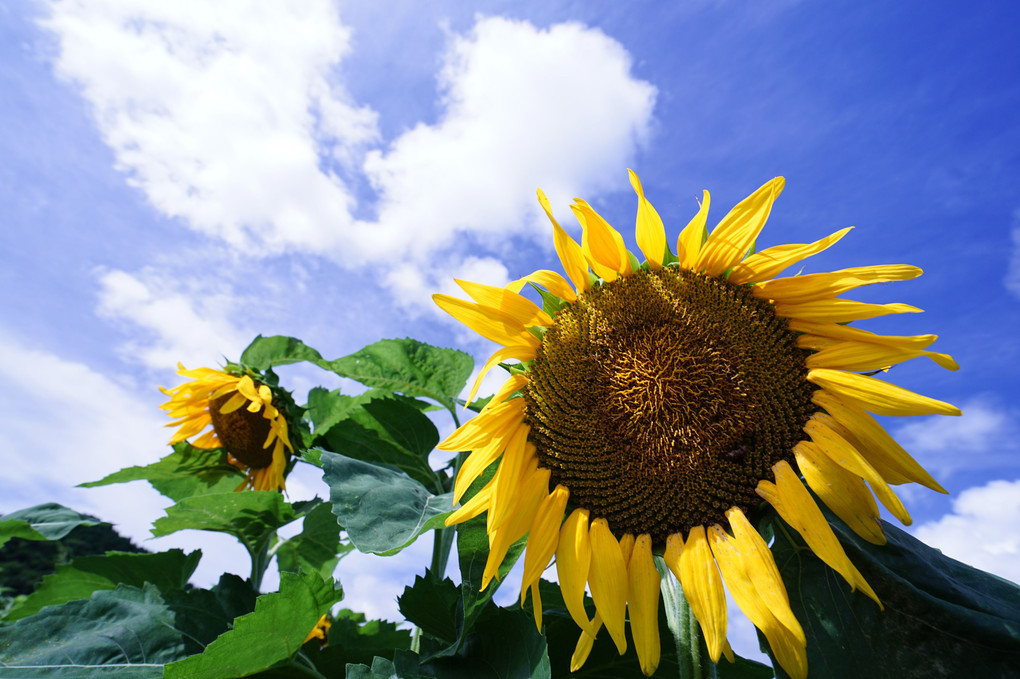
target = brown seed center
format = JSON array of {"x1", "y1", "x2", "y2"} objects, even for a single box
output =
[{"x1": 209, "y1": 393, "x2": 274, "y2": 468}]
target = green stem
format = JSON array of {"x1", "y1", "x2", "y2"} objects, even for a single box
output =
[{"x1": 656, "y1": 556, "x2": 716, "y2": 679}]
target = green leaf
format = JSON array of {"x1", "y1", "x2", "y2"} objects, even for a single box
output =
[
  {"x1": 162, "y1": 574, "x2": 258, "y2": 656},
  {"x1": 152, "y1": 491, "x2": 296, "y2": 555},
  {"x1": 321, "y1": 452, "x2": 452, "y2": 555},
  {"x1": 80, "y1": 442, "x2": 244, "y2": 501},
  {"x1": 346, "y1": 657, "x2": 401, "y2": 679},
  {"x1": 323, "y1": 338, "x2": 473, "y2": 414},
  {"x1": 5, "y1": 549, "x2": 201, "y2": 622},
  {"x1": 306, "y1": 387, "x2": 383, "y2": 436},
  {"x1": 317, "y1": 396, "x2": 440, "y2": 489},
  {"x1": 164, "y1": 571, "x2": 342, "y2": 679},
  {"x1": 303, "y1": 609, "x2": 412, "y2": 676},
  {"x1": 0, "y1": 503, "x2": 100, "y2": 549},
  {"x1": 0, "y1": 583, "x2": 186, "y2": 677},
  {"x1": 275, "y1": 500, "x2": 352, "y2": 579},
  {"x1": 398, "y1": 571, "x2": 460, "y2": 646},
  {"x1": 765, "y1": 507, "x2": 1020, "y2": 679},
  {"x1": 240, "y1": 335, "x2": 326, "y2": 370}
]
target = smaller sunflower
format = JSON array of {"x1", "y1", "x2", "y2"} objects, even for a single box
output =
[
  {"x1": 304, "y1": 614, "x2": 332, "y2": 648},
  {"x1": 160, "y1": 365, "x2": 293, "y2": 491}
]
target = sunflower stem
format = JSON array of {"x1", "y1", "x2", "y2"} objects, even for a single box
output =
[{"x1": 656, "y1": 556, "x2": 716, "y2": 679}]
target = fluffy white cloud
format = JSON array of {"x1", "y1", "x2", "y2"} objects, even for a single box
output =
[
  {"x1": 42, "y1": 0, "x2": 377, "y2": 254},
  {"x1": 913, "y1": 479, "x2": 1020, "y2": 584}
]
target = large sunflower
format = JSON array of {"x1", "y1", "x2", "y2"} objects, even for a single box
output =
[
  {"x1": 160, "y1": 365, "x2": 293, "y2": 492},
  {"x1": 433, "y1": 172, "x2": 960, "y2": 678}
]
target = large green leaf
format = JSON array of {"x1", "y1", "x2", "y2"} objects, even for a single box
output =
[
  {"x1": 164, "y1": 571, "x2": 342, "y2": 679},
  {"x1": 275, "y1": 500, "x2": 352, "y2": 579},
  {"x1": 5, "y1": 548, "x2": 201, "y2": 622},
  {"x1": 321, "y1": 452, "x2": 452, "y2": 555},
  {"x1": 0, "y1": 503, "x2": 100, "y2": 549},
  {"x1": 306, "y1": 387, "x2": 383, "y2": 436},
  {"x1": 323, "y1": 338, "x2": 473, "y2": 414},
  {"x1": 317, "y1": 396, "x2": 440, "y2": 489},
  {"x1": 0, "y1": 583, "x2": 186, "y2": 677},
  {"x1": 301, "y1": 609, "x2": 412, "y2": 677},
  {"x1": 152, "y1": 491, "x2": 296, "y2": 555},
  {"x1": 398, "y1": 571, "x2": 460, "y2": 646},
  {"x1": 80, "y1": 442, "x2": 243, "y2": 501},
  {"x1": 162, "y1": 574, "x2": 258, "y2": 656},
  {"x1": 239, "y1": 335, "x2": 326, "y2": 370},
  {"x1": 764, "y1": 507, "x2": 1020, "y2": 679}
]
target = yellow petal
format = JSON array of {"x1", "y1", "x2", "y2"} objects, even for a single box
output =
[
  {"x1": 813, "y1": 390, "x2": 946, "y2": 493},
  {"x1": 217, "y1": 391, "x2": 249, "y2": 415},
  {"x1": 678, "y1": 526, "x2": 728, "y2": 662},
  {"x1": 445, "y1": 478, "x2": 494, "y2": 527},
  {"x1": 758, "y1": 462, "x2": 881, "y2": 607},
  {"x1": 729, "y1": 226, "x2": 852, "y2": 285},
  {"x1": 482, "y1": 373, "x2": 530, "y2": 413},
  {"x1": 433, "y1": 294, "x2": 541, "y2": 349},
  {"x1": 573, "y1": 200, "x2": 631, "y2": 280},
  {"x1": 774, "y1": 298, "x2": 921, "y2": 323},
  {"x1": 753, "y1": 265, "x2": 922, "y2": 303},
  {"x1": 570, "y1": 613, "x2": 603, "y2": 672},
  {"x1": 488, "y1": 429, "x2": 534, "y2": 533},
  {"x1": 521, "y1": 483, "x2": 570, "y2": 605},
  {"x1": 696, "y1": 177, "x2": 785, "y2": 277},
  {"x1": 538, "y1": 188, "x2": 589, "y2": 294},
  {"x1": 789, "y1": 318, "x2": 939, "y2": 351},
  {"x1": 587, "y1": 518, "x2": 628, "y2": 654},
  {"x1": 794, "y1": 440, "x2": 886, "y2": 545},
  {"x1": 466, "y1": 349, "x2": 535, "y2": 410},
  {"x1": 455, "y1": 279, "x2": 553, "y2": 328},
  {"x1": 629, "y1": 169, "x2": 666, "y2": 270},
  {"x1": 482, "y1": 467, "x2": 550, "y2": 590},
  {"x1": 804, "y1": 414, "x2": 912, "y2": 525},
  {"x1": 507, "y1": 269, "x2": 577, "y2": 302},
  {"x1": 628, "y1": 534, "x2": 661, "y2": 676},
  {"x1": 807, "y1": 369, "x2": 962, "y2": 417},
  {"x1": 438, "y1": 398, "x2": 526, "y2": 451},
  {"x1": 557, "y1": 508, "x2": 594, "y2": 635},
  {"x1": 708, "y1": 525, "x2": 808, "y2": 679},
  {"x1": 806, "y1": 341, "x2": 960, "y2": 372},
  {"x1": 453, "y1": 436, "x2": 506, "y2": 505},
  {"x1": 725, "y1": 508, "x2": 805, "y2": 644},
  {"x1": 677, "y1": 191, "x2": 710, "y2": 268},
  {"x1": 528, "y1": 581, "x2": 543, "y2": 632}
]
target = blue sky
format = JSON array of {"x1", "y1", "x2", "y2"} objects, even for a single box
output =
[{"x1": 2, "y1": 0, "x2": 1019, "y2": 653}]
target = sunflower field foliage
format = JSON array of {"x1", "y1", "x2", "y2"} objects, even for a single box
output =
[{"x1": 3, "y1": 179, "x2": 1020, "y2": 679}]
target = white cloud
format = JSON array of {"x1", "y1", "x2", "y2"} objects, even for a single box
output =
[
  {"x1": 1005, "y1": 209, "x2": 1020, "y2": 298},
  {"x1": 913, "y1": 479, "x2": 1020, "y2": 584},
  {"x1": 41, "y1": 0, "x2": 377, "y2": 255},
  {"x1": 96, "y1": 267, "x2": 250, "y2": 369},
  {"x1": 892, "y1": 398, "x2": 1020, "y2": 477}
]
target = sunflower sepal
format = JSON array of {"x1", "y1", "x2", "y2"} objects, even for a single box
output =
[{"x1": 530, "y1": 282, "x2": 569, "y2": 317}]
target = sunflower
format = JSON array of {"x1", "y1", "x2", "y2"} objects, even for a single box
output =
[
  {"x1": 160, "y1": 365, "x2": 293, "y2": 492},
  {"x1": 433, "y1": 171, "x2": 960, "y2": 678}
]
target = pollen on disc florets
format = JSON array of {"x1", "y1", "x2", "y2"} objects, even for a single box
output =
[
  {"x1": 523, "y1": 266, "x2": 816, "y2": 542},
  {"x1": 209, "y1": 392, "x2": 274, "y2": 468}
]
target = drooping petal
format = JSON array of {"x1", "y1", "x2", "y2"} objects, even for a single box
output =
[
  {"x1": 538, "y1": 188, "x2": 589, "y2": 294},
  {"x1": 774, "y1": 298, "x2": 921, "y2": 323},
  {"x1": 789, "y1": 319, "x2": 939, "y2": 351},
  {"x1": 482, "y1": 467, "x2": 550, "y2": 590},
  {"x1": 628, "y1": 534, "x2": 661, "y2": 676},
  {"x1": 794, "y1": 440, "x2": 886, "y2": 545},
  {"x1": 804, "y1": 414, "x2": 912, "y2": 525},
  {"x1": 521, "y1": 484, "x2": 570, "y2": 616},
  {"x1": 629, "y1": 169, "x2": 666, "y2": 270},
  {"x1": 445, "y1": 478, "x2": 494, "y2": 526},
  {"x1": 677, "y1": 526, "x2": 728, "y2": 662},
  {"x1": 453, "y1": 435, "x2": 508, "y2": 505},
  {"x1": 507, "y1": 269, "x2": 577, "y2": 302},
  {"x1": 217, "y1": 391, "x2": 250, "y2": 415},
  {"x1": 574, "y1": 199, "x2": 632, "y2": 280},
  {"x1": 805, "y1": 341, "x2": 960, "y2": 372},
  {"x1": 433, "y1": 294, "x2": 541, "y2": 349},
  {"x1": 465, "y1": 348, "x2": 535, "y2": 408},
  {"x1": 557, "y1": 508, "x2": 594, "y2": 635},
  {"x1": 677, "y1": 191, "x2": 710, "y2": 268},
  {"x1": 587, "y1": 518, "x2": 629, "y2": 654},
  {"x1": 488, "y1": 429, "x2": 535, "y2": 533},
  {"x1": 438, "y1": 398, "x2": 526, "y2": 451},
  {"x1": 696, "y1": 177, "x2": 785, "y2": 277},
  {"x1": 813, "y1": 390, "x2": 946, "y2": 492},
  {"x1": 570, "y1": 612, "x2": 604, "y2": 672},
  {"x1": 455, "y1": 279, "x2": 553, "y2": 328},
  {"x1": 482, "y1": 374, "x2": 530, "y2": 412},
  {"x1": 753, "y1": 265, "x2": 923, "y2": 303},
  {"x1": 728, "y1": 227, "x2": 852, "y2": 285},
  {"x1": 807, "y1": 369, "x2": 962, "y2": 417},
  {"x1": 757, "y1": 461, "x2": 881, "y2": 606}
]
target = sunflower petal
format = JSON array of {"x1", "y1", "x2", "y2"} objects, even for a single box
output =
[
  {"x1": 570, "y1": 613, "x2": 604, "y2": 672},
  {"x1": 433, "y1": 294, "x2": 541, "y2": 348},
  {"x1": 488, "y1": 429, "x2": 535, "y2": 533},
  {"x1": 807, "y1": 369, "x2": 961, "y2": 417},
  {"x1": 482, "y1": 466, "x2": 549, "y2": 590},
  {"x1": 588, "y1": 518, "x2": 629, "y2": 654},
  {"x1": 789, "y1": 319, "x2": 939, "y2": 351},
  {"x1": 794, "y1": 440, "x2": 886, "y2": 544},
  {"x1": 729, "y1": 227, "x2": 852, "y2": 285},
  {"x1": 629, "y1": 169, "x2": 666, "y2": 270},
  {"x1": 574, "y1": 200, "x2": 632, "y2": 280},
  {"x1": 753, "y1": 265, "x2": 923, "y2": 303},
  {"x1": 628, "y1": 534, "x2": 661, "y2": 676},
  {"x1": 557, "y1": 508, "x2": 594, "y2": 635},
  {"x1": 507, "y1": 269, "x2": 577, "y2": 302},
  {"x1": 465, "y1": 348, "x2": 535, "y2": 409},
  {"x1": 774, "y1": 299, "x2": 922, "y2": 323},
  {"x1": 438, "y1": 398, "x2": 526, "y2": 451},
  {"x1": 696, "y1": 177, "x2": 785, "y2": 276},
  {"x1": 678, "y1": 526, "x2": 728, "y2": 662},
  {"x1": 806, "y1": 341, "x2": 960, "y2": 372},
  {"x1": 677, "y1": 191, "x2": 710, "y2": 268},
  {"x1": 445, "y1": 478, "x2": 494, "y2": 527},
  {"x1": 455, "y1": 279, "x2": 553, "y2": 328},
  {"x1": 521, "y1": 483, "x2": 570, "y2": 604}
]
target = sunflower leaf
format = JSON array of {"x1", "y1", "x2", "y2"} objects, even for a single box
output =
[
  {"x1": 239, "y1": 334, "x2": 326, "y2": 370},
  {"x1": 0, "y1": 503, "x2": 100, "y2": 549},
  {"x1": 4, "y1": 548, "x2": 201, "y2": 622},
  {"x1": 0, "y1": 583, "x2": 187, "y2": 677},
  {"x1": 79, "y1": 442, "x2": 244, "y2": 501},
  {"x1": 275, "y1": 500, "x2": 352, "y2": 580},
  {"x1": 300, "y1": 609, "x2": 412, "y2": 676},
  {"x1": 163, "y1": 571, "x2": 342, "y2": 679},
  {"x1": 398, "y1": 571, "x2": 460, "y2": 646},
  {"x1": 161, "y1": 574, "x2": 258, "y2": 656},
  {"x1": 321, "y1": 452, "x2": 452, "y2": 555},
  {"x1": 151, "y1": 491, "x2": 296, "y2": 556},
  {"x1": 765, "y1": 507, "x2": 1020, "y2": 679}
]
